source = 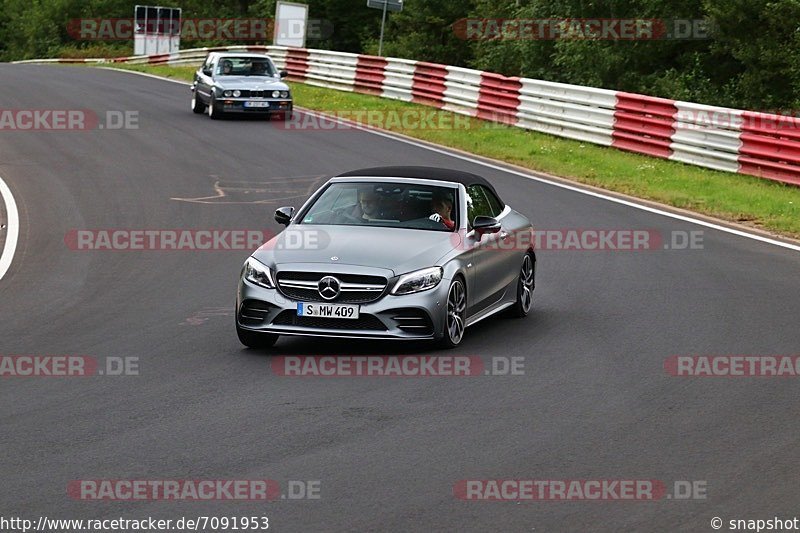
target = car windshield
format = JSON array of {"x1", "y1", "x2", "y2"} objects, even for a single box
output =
[
  {"x1": 216, "y1": 57, "x2": 275, "y2": 77},
  {"x1": 300, "y1": 182, "x2": 458, "y2": 232}
]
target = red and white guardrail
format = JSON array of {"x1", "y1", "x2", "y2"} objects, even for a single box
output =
[{"x1": 13, "y1": 45, "x2": 800, "y2": 186}]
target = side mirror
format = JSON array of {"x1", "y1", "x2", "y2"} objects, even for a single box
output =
[
  {"x1": 275, "y1": 206, "x2": 295, "y2": 226},
  {"x1": 473, "y1": 216, "x2": 501, "y2": 235},
  {"x1": 279, "y1": 70, "x2": 289, "y2": 78},
  {"x1": 202, "y1": 67, "x2": 212, "y2": 76}
]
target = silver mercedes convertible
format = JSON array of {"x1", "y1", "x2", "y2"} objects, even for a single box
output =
[{"x1": 236, "y1": 166, "x2": 536, "y2": 349}]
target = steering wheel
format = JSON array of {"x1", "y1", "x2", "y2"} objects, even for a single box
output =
[{"x1": 336, "y1": 210, "x2": 363, "y2": 224}]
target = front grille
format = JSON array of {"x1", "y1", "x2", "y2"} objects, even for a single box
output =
[
  {"x1": 239, "y1": 90, "x2": 282, "y2": 98},
  {"x1": 276, "y1": 272, "x2": 388, "y2": 304},
  {"x1": 389, "y1": 309, "x2": 434, "y2": 335},
  {"x1": 239, "y1": 299, "x2": 277, "y2": 326},
  {"x1": 272, "y1": 310, "x2": 387, "y2": 331}
]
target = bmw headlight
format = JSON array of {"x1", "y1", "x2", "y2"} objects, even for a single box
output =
[
  {"x1": 233, "y1": 90, "x2": 241, "y2": 97},
  {"x1": 391, "y1": 267, "x2": 443, "y2": 295},
  {"x1": 242, "y1": 257, "x2": 275, "y2": 289},
  {"x1": 272, "y1": 90, "x2": 281, "y2": 98},
  {"x1": 223, "y1": 90, "x2": 232, "y2": 97},
  {"x1": 280, "y1": 90, "x2": 290, "y2": 98}
]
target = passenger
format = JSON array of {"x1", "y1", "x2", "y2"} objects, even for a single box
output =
[{"x1": 428, "y1": 192, "x2": 455, "y2": 229}]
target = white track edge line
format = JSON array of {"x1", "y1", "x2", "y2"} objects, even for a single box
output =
[{"x1": 0, "y1": 174, "x2": 19, "y2": 281}]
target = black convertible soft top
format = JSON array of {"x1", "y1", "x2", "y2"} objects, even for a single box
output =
[{"x1": 335, "y1": 166, "x2": 503, "y2": 205}]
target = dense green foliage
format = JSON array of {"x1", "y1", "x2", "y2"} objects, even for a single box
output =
[{"x1": 2, "y1": 0, "x2": 799, "y2": 110}]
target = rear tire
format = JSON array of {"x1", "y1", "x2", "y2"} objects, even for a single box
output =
[
  {"x1": 508, "y1": 253, "x2": 535, "y2": 318},
  {"x1": 191, "y1": 92, "x2": 206, "y2": 114},
  {"x1": 236, "y1": 324, "x2": 278, "y2": 349}
]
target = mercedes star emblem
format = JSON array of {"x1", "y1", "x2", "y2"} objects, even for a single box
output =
[{"x1": 318, "y1": 276, "x2": 341, "y2": 300}]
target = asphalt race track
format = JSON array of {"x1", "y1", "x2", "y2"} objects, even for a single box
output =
[{"x1": 1, "y1": 65, "x2": 799, "y2": 532}]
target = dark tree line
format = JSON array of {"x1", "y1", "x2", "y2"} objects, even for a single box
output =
[{"x1": 2, "y1": 0, "x2": 799, "y2": 110}]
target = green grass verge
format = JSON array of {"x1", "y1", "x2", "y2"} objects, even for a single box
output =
[{"x1": 107, "y1": 63, "x2": 800, "y2": 238}]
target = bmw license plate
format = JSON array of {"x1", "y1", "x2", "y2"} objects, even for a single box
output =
[
  {"x1": 244, "y1": 101, "x2": 271, "y2": 108},
  {"x1": 297, "y1": 302, "x2": 359, "y2": 319}
]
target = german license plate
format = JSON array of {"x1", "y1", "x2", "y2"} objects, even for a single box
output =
[
  {"x1": 297, "y1": 302, "x2": 359, "y2": 319},
  {"x1": 244, "y1": 101, "x2": 271, "y2": 108}
]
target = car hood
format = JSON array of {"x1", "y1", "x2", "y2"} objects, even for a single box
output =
[
  {"x1": 214, "y1": 76, "x2": 288, "y2": 90},
  {"x1": 253, "y1": 225, "x2": 459, "y2": 276}
]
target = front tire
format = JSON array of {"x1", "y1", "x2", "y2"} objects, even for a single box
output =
[
  {"x1": 439, "y1": 278, "x2": 466, "y2": 348},
  {"x1": 236, "y1": 324, "x2": 278, "y2": 349},
  {"x1": 208, "y1": 95, "x2": 223, "y2": 120},
  {"x1": 508, "y1": 253, "x2": 535, "y2": 318},
  {"x1": 191, "y1": 92, "x2": 206, "y2": 114}
]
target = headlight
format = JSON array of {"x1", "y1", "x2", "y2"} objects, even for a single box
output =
[
  {"x1": 242, "y1": 257, "x2": 275, "y2": 289},
  {"x1": 272, "y1": 90, "x2": 281, "y2": 98},
  {"x1": 233, "y1": 90, "x2": 241, "y2": 97},
  {"x1": 223, "y1": 90, "x2": 232, "y2": 97},
  {"x1": 280, "y1": 90, "x2": 289, "y2": 98},
  {"x1": 391, "y1": 267, "x2": 443, "y2": 295}
]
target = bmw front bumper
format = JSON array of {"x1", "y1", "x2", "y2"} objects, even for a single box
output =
[{"x1": 219, "y1": 98, "x2": 292, "y2": 115}]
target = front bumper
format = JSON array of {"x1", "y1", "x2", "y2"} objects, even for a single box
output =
[
  {"x1": 236, "y1": 277, "x2": 449, "y2": 340},
  {"x1": 218, "y1": 98, "x2": 292, "y2": 114}
]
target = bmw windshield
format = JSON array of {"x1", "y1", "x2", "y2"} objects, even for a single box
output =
[
  {"x1": 299, "y1": 182, "x2": 458, "y2": 231},
  {"x1": 217, "y1": 57, "x2": 275, "y2": 76}
]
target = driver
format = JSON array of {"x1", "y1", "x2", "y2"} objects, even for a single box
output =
[
  {"x1": 356, "y1": 187, "x2": 383, "y2": 221},
  {"x1": 220, "y1": 59, "x2": 233, "y2": 75},
  {"x1": 251, "y1": 61, "x2": 267, "y2": 75},
  {"x1": 428, "y1": 192, "x2": 455, "y2": 229}
]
